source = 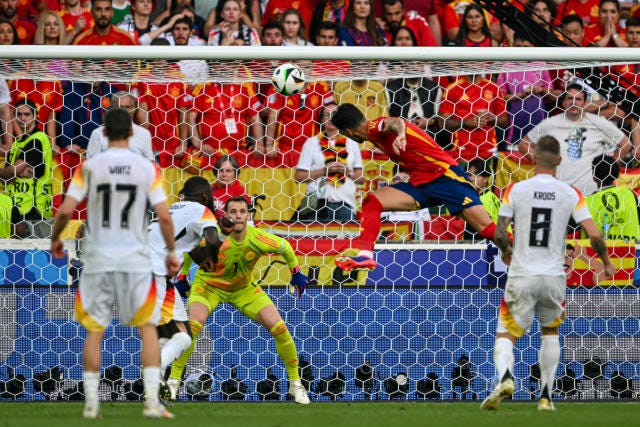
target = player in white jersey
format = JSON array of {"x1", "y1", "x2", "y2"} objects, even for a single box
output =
[
  {"x1": 50, "y1": 108, "x2": 181, "y2": 419},
  {"x1": 147, "y1": 176, "x2": 221, "y2": 399},
  {"x1": 482, "y1": 135, "x2": 616, "y2": 412}
]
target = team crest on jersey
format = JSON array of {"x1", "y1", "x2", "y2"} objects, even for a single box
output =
[
  {"x1": 483, "y1": 90, "x2": 494, "y2": 100},
  {"x1": 244, "y1": 251, "x2": 257, "y2": 261}
]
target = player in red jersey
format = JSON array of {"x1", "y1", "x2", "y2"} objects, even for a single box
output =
[{"x1": 330, "y1": 103, "x2": 499, "y2": 271}]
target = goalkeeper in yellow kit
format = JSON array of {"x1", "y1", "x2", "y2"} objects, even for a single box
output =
[{"x1": 168, "y1": 196, "x2": 311, "y2": 404}]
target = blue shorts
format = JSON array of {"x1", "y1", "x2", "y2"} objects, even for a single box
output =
[{"x1": 392, "y1": 165, "x2": 482, "y2": 215}]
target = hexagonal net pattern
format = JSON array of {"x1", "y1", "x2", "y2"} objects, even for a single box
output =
[{"x1": 1, "y1": 53, "x2": 640, "y2": 403}]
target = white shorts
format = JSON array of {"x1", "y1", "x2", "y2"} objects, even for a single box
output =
[
  {"x1": 75, "y1": 271, "x2": 160, "y2": 331},
  {"x1": 497, "y1": 275, "x2": 566, "y2": 338},
  {"x1": 154, "y1": 274, "x2": 188, "y2": 325}
]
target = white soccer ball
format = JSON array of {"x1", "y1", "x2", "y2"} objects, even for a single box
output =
[{"x1": 271, "y1": 63, "x2": 306, "y2": 96}]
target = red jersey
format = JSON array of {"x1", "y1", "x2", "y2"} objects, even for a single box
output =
[
  {"x1": 73, "y1": 25, "x2": 135, "y2": 45},
  {"x1": 59, "y1": 8, "x2": 94, "y2": 37},
  {"x1": 384, "y1": 13, "x2": 437, "y2": 46},
  {"x1": 557, "y1": 0, "x2": 600, "y2": 27},
  {"x1": 16, "y1": 0, "x2": 47, "y2": 20},
  {"x1": 211, "y1": 180, "x2": 250, "y2": 220},
  {"x1": 443, "y1": 0, "x2": 499, "y2": 38},
  {"x1": 439, "y1": 77, "x2": 507, "y2": 161},
  {"x1": 367, "y1": 117, "x2": 457, "y2": 186},
  {"x1": 9, "y1": 78, "x2": 63, "y2": 124},
  {"x1": 191, "y1": 81, "x2": 261, "y2": 167},
  {"x1": 584, "y1": 23, "x2": 626, "y2": 46},
  {"x1": 134, "y1": 75, "x2": 189, "y2": 167},
  {"x1": 13, "y1": 17, "x2": 36, "y2": 45},
  {"x1": 266, "y1": 80, "x2": 333, "y2": 160},
  {"x1": 262, "y1": 0, "x2": 315, "y2": 35}
]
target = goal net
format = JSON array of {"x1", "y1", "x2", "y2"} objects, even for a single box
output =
[{"x1": 1, "y1": 46, "x2": 639, "y2": 402}]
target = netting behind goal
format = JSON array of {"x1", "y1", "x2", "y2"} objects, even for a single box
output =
[{"x1": 1, "y1": 47, "x2": 640, "y2": 402}]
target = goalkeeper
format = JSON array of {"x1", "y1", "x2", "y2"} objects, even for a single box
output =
[
  {"x1": 148, "y1": 176, "x2": 224, "y2": 400},
  {"x1": 167, "y1": 196, "x2": 311, "y2": 404},
  {"x1": 330, "y1": 103, "x2": 504, "y2": 271}
]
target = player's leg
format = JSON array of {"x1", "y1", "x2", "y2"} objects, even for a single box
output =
[
  {"x1": 335, "y1": 186, "x2": 417, "y2": 271},
  {"x1": 137, "y1": 323, "x2": 174, "y2": 418},
  {"x1": 168, "y1": 301, "x2": 209, "y2": 383},
  {"x1": 82, "y1": 330, "x2": 105, "y2": 419},
  {"x1": 237, "y1": 287, "x2": 310, "y2": 404},
  {"x1": 157, "y1": 283, "x2": 192, "y2": 374}
]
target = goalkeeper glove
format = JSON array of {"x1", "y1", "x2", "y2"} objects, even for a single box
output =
[
  {"x1": 290, "y1": 265, "x2": 309, "y2": 298},
  {"x1": 171, "y1": 274, "x2": 191, "y2": 298}
]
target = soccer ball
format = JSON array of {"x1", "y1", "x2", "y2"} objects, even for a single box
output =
[{"x1": 272, "y1": 63, "x2": 306, "y2": 96}]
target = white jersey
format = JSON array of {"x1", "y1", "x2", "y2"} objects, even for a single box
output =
[
  {"x1": 499, "y1": 173, "x2": 591, "y2": 277},
  {"x1": 86, "y1": 124, "x2": 154, "y2": 161},
  {"x1": 66, "y1": 148, "x2": 167, "y2": 273},
  {"x1": 148, "y1": 201, "x2": 218, "y2": 275}
]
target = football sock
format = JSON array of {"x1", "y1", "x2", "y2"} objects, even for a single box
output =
[
  {"x1": 83, "y1": 371, "x2": 99, "y2": 408},
  {"x1": 161, "y1": 332, "x2": 192, "y2": 373},
  {"x1": 479, "y1": 222, "x2": 497, "y2": 241},
  {"x1": 356, "y1": 194, "x2": 384, "y2": 252},
  {"x1": 169, "y1": 320, "x2": 202, "y2": 380},
  {"x1": 494, "y1": 337, "x2": 514, "y2": 383},
  {"x1": 270, "y1": 320, "x2": 300, "y2": 381},
  {"x1": 539, "y1": 335, "x2": 560, "y2": 398},
  {"x1": 143, "y1": 366, "x2": 161, "y2": 406}
]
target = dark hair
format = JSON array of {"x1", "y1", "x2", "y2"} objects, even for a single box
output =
[
  {"x1": 150, "y1": 37, "x2": 171, "y2": 46},
  {"x1": 564, "y1": 83, "x2": 587, "y2": 101},
  {"x1": 0, "y1": 19, "x2": 20, "y2": 45},
  {"x1": 172, "y1": 15, "x2": 194, "y2": 31},
  {"x1": 454, "y1": 4, "x2": 492, "y2": 46},
  {"x1": 14, "y1": 98, "x2": 38, "y2": 119},
  {"x1": 466, "y1": 158, "x2": 492, "y2": 177},
  {"x1": 383, "y1": 0, "x2": 404, "y2": 6},
  {"x1": 391, "y1": 26, "x2": 418, "y2": 46},
  {"x1": 561, "y1": 13, "x2": 583, "y2": 28},
  {"x1": 592, "y1": 154, "x2": 619, "y2": 185},
  {"x1": 525, "y1": 0, "x2": 557, "y2": 22},
  {"x1": 330, "y1": 103, "x2": 366, "y2": 132},
  {"x1": 225, "y1": 195, "x2": 249, "y2": 211},
  {"x1": 626, "y1": 16, "x2": 640, "y2": 28},
  {"x1": 104, "y1": 107, "x2": 132, "y2": 141},
  {"x1": 214, "y1": 154, "x2": 240, "y2": 178},
  {"x1": 316, "y1": 20, "x2": 339, "y2": 41},
  {"x1": 599, "y1": 0, "x2": 620, "y2": 12},
  {"x1": 181, "y1": 176, "x2": 213, "y2": 198},
  {"x1": 343, "y1": 0, "x2": 384, "y2": 46},
  {"x1": 262, "y1": 19, "x2": 284, "y2": 38}
]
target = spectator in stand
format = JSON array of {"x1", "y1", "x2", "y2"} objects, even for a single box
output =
[
  {"x1": 380, "y1": 0, "x2": 437, "y2": 46},
  {"x1": 261, "y1": 0, "x2": 314, "y2": 36},
  {"x1": 557, "y1": 0, "x2": 600, "y2": 27},
  {"x1": 112, "y1": 0, "x2": 132, "y2": 26},
  {"x1": 117, "y1": 0, "x2": 159, "y2": 44},
  {"x1": 144, "y1": 11, "x2": 203, "y2": 45},
  {"x1": 0, "y1": 0, "x2": 36, "y2": 44},
  {"x1": 210, "y1": 154, "x2": 250, "y2": 221},
  {"x1": 293, "y1": 102, "x2": 364, "y2": 222},
  {"x1": 35, "y1": 11, "x2": 66, "y2": 45},
  {"x1": 443, "y1": 0, "x2": 501, "y2": 45},
  {"x1": 375, "y1": 0, "x2": 442, "y2": 45},
  {"x1": 59, "y1": 0, "x2": 94, "y2": 44},
  {"x1": 0, "y1": 18, "x2": 18, "y2": 45},
  {"x1": 518, "y1": 83, "x2": 633, "y2": 196},
  {"x1": 154, "y1": 0, "x2": 206, "y2": 38},
  {"x1": 440, "y1": 74, "x2": 508, "y2": 163},
  {"x1": 187, "y1": 76, "x2": 263, "y2": 167},
  {"x1": 1, "y1": 99, "x2": 54, "y2": 238},
  {"x1": 585, "y1": 154, "x2": 640, "y2": 241},
  {"x1": 496, "y1": 33, "x2": 553, "y2": 147},
  {"x1": 260, "y1": 72, "x2": 333, "y2": 166},
  {"x1": 204, "y1": 0, "x2": 260, "y2": 35},
  {"x1": 72, "y1": 0, "x2": 136, "y2": 45},
  {"x1": 261, "y1": 18, "x2": 284, "y2": 45},
  {"x1": 207, "y1": 0, "x2": 260, "y2": 46},
  {"x1": 451, "y1": 4, "x2": 499, "y2": 47},
  {"x1": 14, "y1": 0, "x2": 46, "y2": 22},
  {"x1": 163, "y1": 16, "x2": 208, "y2": 83},
  {"x1": 339, "y1": 0, "x2": 387, "y2": 46},
  {"x1": 86, "y1": 91, "x2": 153, "y2": 160},
  {"x1": 309, "y1": 0, "x2": 348, "y2": 46},
  {"x1": 282, "y1": 8, "x2": 313, "y2": 46},
  {"x1": 386, "y1": 27, "x2": 444, "y2": 146},
  {"x1": 313, "y1": 21, "x2": 351, "y2": 78},
  {"x1": 525, "y1": 0, "x2": 561, "y2": 39},
  {"x1": 584, "y1": 0, "x2": 628, "y2": 46},
  {"x1": 560, "y1": 13, "x2": 591, "y2": 46}
]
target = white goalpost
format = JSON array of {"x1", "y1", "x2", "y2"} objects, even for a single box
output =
[{"x1": 0, "y1": 46, "x2": 639, "y2": 402}]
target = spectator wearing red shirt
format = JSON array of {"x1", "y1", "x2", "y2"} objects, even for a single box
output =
[
  {"x1": 380, "y1": 0, "x2": 437, "y2": 46},
  {"x1": 15, "y1": 0, "x2": 46, "y2": 22},
  {"x1": 59, "y1": 0, "x2": 94, "y2": 44},
  {"x1": 440, "y1": 74, "x2": 508, "y2": 162},
  {"x1": 261, "y1": 80, "x2": 333, "y2": 166},
  {"x1": 557, "y1": 0, "x2": 601, "y2": 27},
  {"x1": 584, "y1": 0, "x2": 628, "y2": 47},
  {"x1": 443, "y1": 0, "x2": 501, "y2": 45},
  {"x1": 375, "y1": 0, "x2": 442, "y2": 45},
  {"x1": 451, "y1": 3, "x2": 499, "y2": 47},
  {"x1": 187, "y1": 80, "x2": 263, "y2": 168},
  {"x1": 0, "y1": 0, "x2": 36, "y2": 44},
  {"x1": 262, "y1": 0, "x2": 316, "y2": 37},
  {"x1": 210, "y1": 154, "x2": 250, "y2": 221},
  {"x1": 72, "y1": 0, "x2": 135, "y2": 45}
]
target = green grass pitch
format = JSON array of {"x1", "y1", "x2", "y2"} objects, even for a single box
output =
[{"x1": 1, "y1": 401, "x2": 638, "y2": 427}]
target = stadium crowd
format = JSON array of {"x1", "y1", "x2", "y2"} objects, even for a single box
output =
[{"x1": 2, "y1": 0, "x2": 640, "y2": 240}]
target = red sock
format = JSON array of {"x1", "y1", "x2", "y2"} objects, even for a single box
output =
[
  {"x1": 479, "y1": 222, "x2": 497, "y2": 241},
  {"x1": 355, "y1": 194, "x2": 383, "y2": 252}
]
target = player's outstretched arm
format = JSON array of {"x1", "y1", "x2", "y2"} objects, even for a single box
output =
[{"x1": 581, "y1": 218, "x2": 616, "y2": 278}]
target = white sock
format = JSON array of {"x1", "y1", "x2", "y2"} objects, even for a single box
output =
[
  {"x1": 160, "y1": 332, "x2": 192, "y2": 372},
  {"x1": 357, "y1": 250, "x2": 374, "y2": 258},
  {"x1": 539, "y1": 335, "x2": 560, "y2": 397},
  {"x1": 143, "y1": 366, "x2": 161, "y2": 406},
  {"x1": 494, "y1": 337, "x2": 514, "y2": 382},
  {"x1": 83, "y1": 371, "x2": 100, "y2": 408}
]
